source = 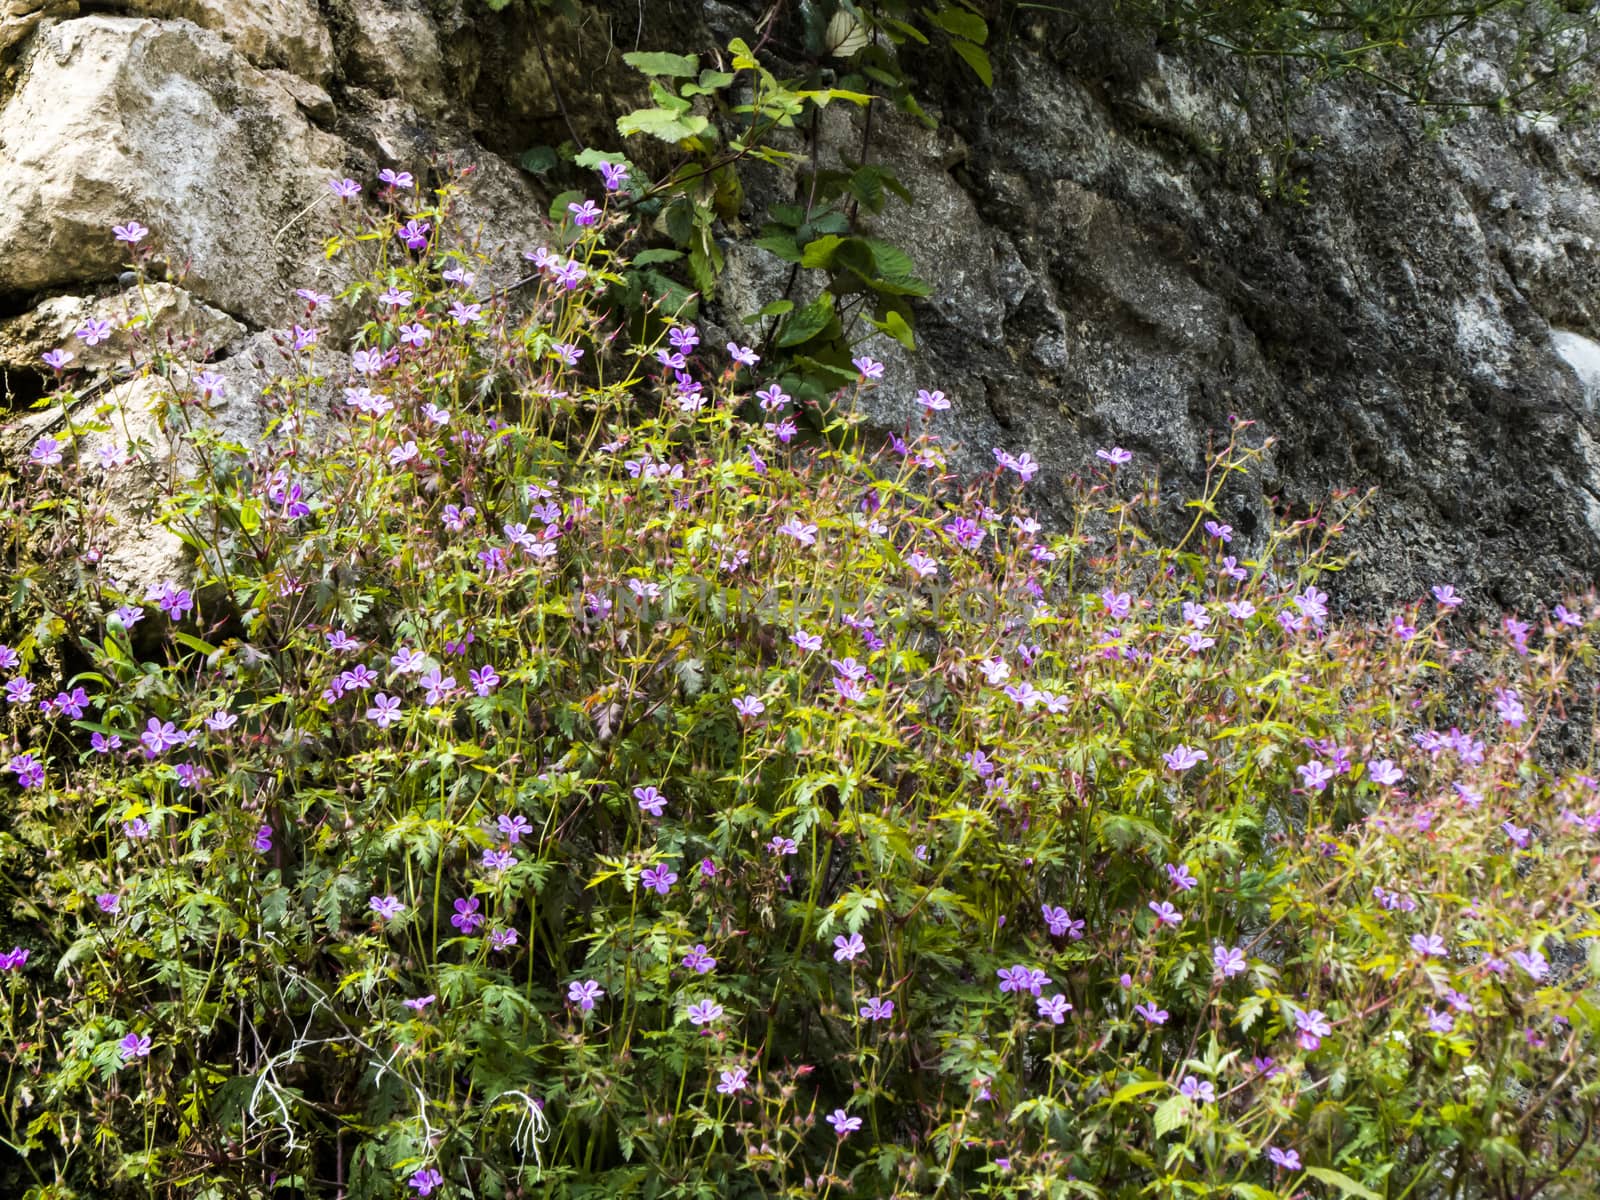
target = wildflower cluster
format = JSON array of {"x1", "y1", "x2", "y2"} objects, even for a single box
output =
[{"x1": 1, "y1": 167, "x2": 1598, "y2": 1200}]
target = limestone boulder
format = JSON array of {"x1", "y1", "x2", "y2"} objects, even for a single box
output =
[{"x1": 0, "y1": 17, "x2": 348, "y2": 327}]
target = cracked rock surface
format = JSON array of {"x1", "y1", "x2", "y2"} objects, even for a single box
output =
[{"x1": 1, "y1": 0, "x2": 1597, "y2": 610}]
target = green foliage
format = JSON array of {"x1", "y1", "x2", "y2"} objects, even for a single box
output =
[{"x1": 1, "y1": 171, "x2": 1599, "y2": 1200}]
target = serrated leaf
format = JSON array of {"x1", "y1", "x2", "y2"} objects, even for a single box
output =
[
  {"x1": 617, "y1": 108, "x2": 710, "y2": 144},
  {"x1": 754, "y1": 231, "x2": 802, "y2": 262},
  {"x1": 1152, "y1": 1095, "x2": 1188, "y2": 1138},
  {"x1": 623, "y1": 51, "x2": 699, "y2": 78},
  {"x1": 777, "y1": 292, "x2": 835, "y2": 347},
  {"x1": 800, "y1": 235, "x2": 846, "y2": 269}
]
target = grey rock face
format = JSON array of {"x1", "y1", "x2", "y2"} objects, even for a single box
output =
[
  {"x1": 837, "y1": 18, "x2": 1600, "y2": 612},
  {"x1": 1, "y1": 0, "x2": 1596, "y2": 613}
]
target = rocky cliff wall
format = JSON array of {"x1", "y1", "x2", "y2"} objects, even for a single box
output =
[{"x1": 2, "y1": 0, "x2": 1597, "y2": 613}]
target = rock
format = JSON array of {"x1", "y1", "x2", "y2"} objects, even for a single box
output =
[
  {"x1": 122, "y1": 0, "x2": 333, "y2": 82},
  {"x1": 0, "y1": 17, "x2": 348, "y2": 327},
  {"x1": 0, "y1": 0, "x2": 76, "y2": 59},
  {"x1": 341, "y1": 0, "x2": 450, "y2": 117},
  {"x1": 0, "y1": 283, "x2": 246, "y2": 379}
]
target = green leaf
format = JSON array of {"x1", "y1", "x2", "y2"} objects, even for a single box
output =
[
  {"x1": 950, "y1": 39, "x2": 993, "y2": 86},
  {"x1": 631, "y1": 248, "x2": 684, "y2": 267},
  {"x1": 744, "y1": 299, "x2": 794, "y2": 324},
  {"x1": 800, "y1": 235, "x2": 847, "y2": 269},
  {"x1": 1304, "y1": 1168, "x2": 1382, "y2": 1200},
  {"x1": 617, "y1": 108, "x2": 711, "y2": 144},
  {"x1": 1152, "y1": 1095, "x2": 1188, "y2": 1138},
  {"x1": 864, "y1": 237, "x2": 920, "y2": 282},
  {"x1": 623, "y1": 50, "x2": 699, "y2": 78},
  {"x1": 754, "y1": 231, "x2": 802, "y2": 263},
  {"x1": 1108, "y1": 1079, "x2": 1168, "y2": 1106},
  {"x1": 869, "y1": 309, "x2": 916, "y2": 350},
  {"x1": 923, "y1": 4, "x2": 988, "y2": 44},
  {"x1": 777, "y1": 292, "x2": 835, "y2": 347},
  {"x1": 518, "y1": 145, "x2": 560, "y2": 175}
]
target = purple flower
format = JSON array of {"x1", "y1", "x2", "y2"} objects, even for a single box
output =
[
  {"x1": 1510, "y1": 949, "x2": 1549, "y2": 981},
  {"x1": 204, "y1": 709, "x2": 238, "y2": 732},
  {"x1": 450, "y1": 300, "x2": 483, "y2": 325},
  {"x1": 1367, "y1": 758, "x2": 1404, "y2": 787},
  {"x1": 1041, "y1": 905, "x2": 1085, "y2": 939},
  {"x1": 641, "y1": 865, "x2": 677, "y2": 896},
  {"x1": 1297, "y1": 760, "x2": 1334, "y2": 791},
  {"x1": 852, "y1": 355, "x2": 885, "y2": 379},
  {"x1": 403, "y1": 994, "x2": 436, "y2": 1012},
  {"x1": 827, "y1": 1108, "x2": 862, "y2": 1136},
  {"x1": 1410, "y1": 932, "x2": 1447, "y2": 958},
  {"x1": 451, "y1": 896, "x2": 484, "y2": 934},
  {"x1": 914, "y1": 388, "x2": 950, "y2": 411},
  {"x1": 1096, "y1": 446, "x2": 1133, "y2": 466},
  {"x1": 634, "y1": 786, "x2": 667, "y2": 817},
  {"x1": 683, "y1": 944, "x2": 717, "y2": 974},
  {"x1": 397, "y1": 220, "x2": 431, "y2": 250},
  {"x1": 378, "y1": 168, "x2": 414, "y2": 190},
  {"x1": 688, "y1": 999, "x2": 724, "y2": 1026},
  {"x1": 1135, "y1": 1002, "x2": 1169, "y2": 1025},
  {"x1": 5, "y1": 679, "x2": 35, "y2": 706},
  {"x1": 28, "y1": 435, "x2": 64, "y2": 467},
  {"x1": 253, "y1": 824, "x2": 273, "y2": 853},
  {"x1": 767, "y1": 835, "x2": 798, "y2": 856},
  {"x1": 727, "y1": 342, "x2": 760, "y2": 366},
  {"x1": 1163, "y1": 745, "x2": 1207, "y2": 772},
  {"x1": 1267, "y1": 1147, "x2": 1300, "y2": 1170},
  {"x1": 76, "y1": 318, "x2": 113, "y2": 346},
  {"x1": 420, "y1": 668, "x2": 455, "y2": 705},
  {"x1": 859, "y1": 995, "x2": 895, "y2": 1021},
  {"x1": 96, "y1": 893, "x2": 121, "y2": 914},
  {"x1": 598, "y1": 161, "x2": 629, "y2": 192},
  {"x1": 366, "y1": 694, "x2": 402, "y2": 728},
  {"x1": 568, "y1": 199, "x2": 602, "y2": 226},
  {"x1": 1213, "y1": 943, "x2": 1247, "y2": 979},
  {"x1": 482, "y1": 849, "x2": 515, "y2": 873},
  {"x1": 778, "y1": 518, "x2": 818, "y2": 547},
  {"x1": 1495, "y1": 688, "x2": 1526, "y2": 729},
  {"x1": 296, "y1": 288, "x2": 331, "y2": 308},
  {"x1": 1148, "y1": 901, "x2": 1182, "y2": 928},
  {"x1": 119, "y1": 1032, "x2": 152, "y2": 1061},
  {"x1": 370, "y1": 895, "x2": 404, "y2": 920},
  {"x1": 833, "y1": 933, "x2": 865, "y2": 962},
  {"x1": 1426, "y1": 1008, "x2": 1455, "y2": 1034},
  {"x1": 291, "y1": 324, "x2": 319, "y2": 350},
  {"x1": 716, "y1": 1067, "x2": 748, "y2": 1095},
  {"x1": 329, "y1": 177, "x2": 362, "y2": 199},
  {"x1": 41, "y1": 349, "x2": 73, "y2": 371},
  {"x1": 490, "y1": 927, "x2": 519, "y2": 951},
  {"x1": 7, "y1": 753, "x2": 44, "y2": 789},
  {"x1": 997, "y1": 964, "x2": 1050, "y2": 995},
  {"x1": 1293, "y1": 1006, "x2": 1332, "y2": 1050},
  {"x1": 732, "y1": 695, "x2": 765, "y2": 719},
  {"x1": 408, "y1": 1168, "x2": 443, "y2": 1197},
  {"x1": 1204, "y1": 520, "x2": 1233, "y2": 542},
  {"x1": 123, "y1": 817, "x2": 151, "y2": 840},
  {"x1": 140, "y1": 718, "x2": 187, "y2": 757},
  {"x1": 113, "y1": 220, "x2": 149, "y2": 245},
  {"x1": 1293, "y1": 586, "x2": 1329, "y2": 627},
  {"x1": 1502, "y1": 820, "x2": 1531, "y2": 849},
  {"x1": 469, "y1": 664, "x2": 500, "y2": 696},
  {"x1": 568, "y1": 979, "x2": 604, "y2": 1011},
  {"x1": 497, "y1": 813, "x2": 532, "y2": 843},
  {"x1": 1165, "y1": 862, "x2": 1198, "y2": 891},
  {"x1": 398, "y1": 322, "x2": 431, "y2": 348},
  {"x1": 1037, "y1": 993, "x2": 1072, "y2": 1023},
  {"x1": 1178, "y1": 1076, "x2": 1215, "y2": 1103},
  {"x1": 0, "y1": 947, "x2": 29, "y2": 971}
]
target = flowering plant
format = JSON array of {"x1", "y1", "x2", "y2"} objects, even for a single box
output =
[{"x1": 1, "y1": 166, "x2": 1597, "y2": 1200}]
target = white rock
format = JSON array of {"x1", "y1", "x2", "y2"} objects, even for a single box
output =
[{"x1": 0, "y1": 17, "x2": 348, "y2": 327}]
